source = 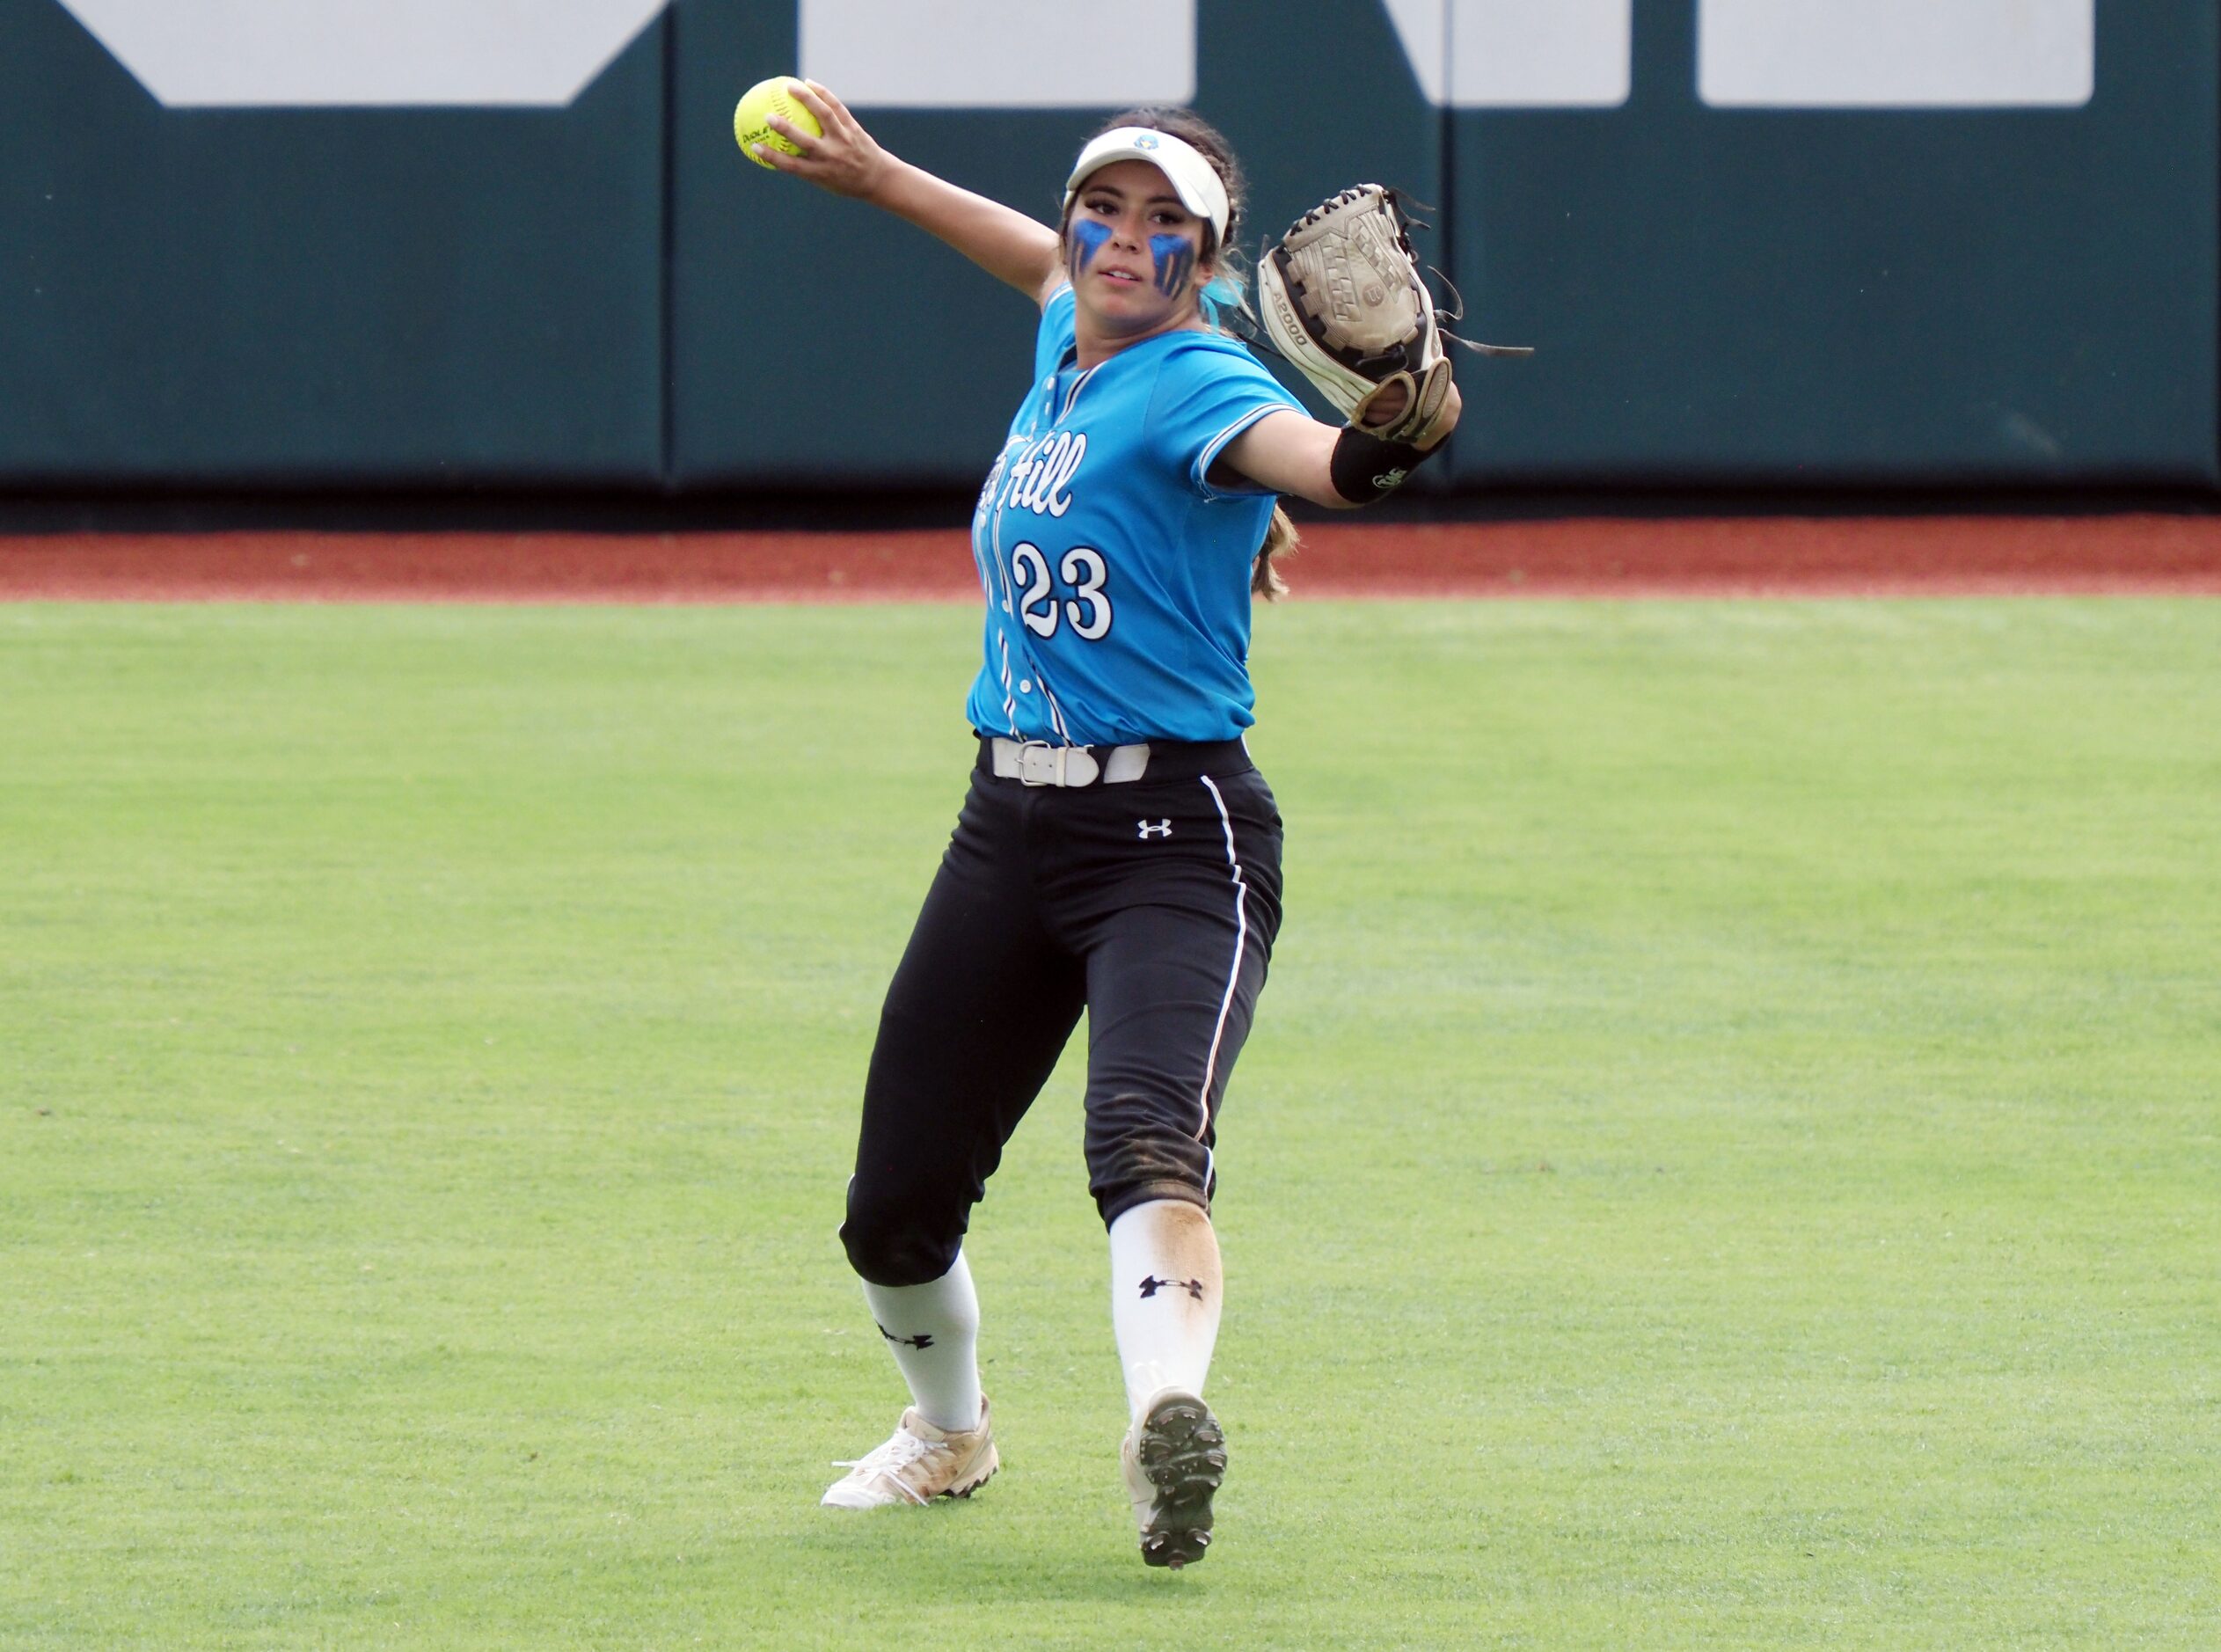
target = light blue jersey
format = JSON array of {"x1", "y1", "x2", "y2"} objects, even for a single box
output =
[{"x1": 965, "y1": 284, "x2": 1304, "y2": 747}]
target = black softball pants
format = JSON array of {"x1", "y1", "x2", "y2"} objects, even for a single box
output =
[{"x1": 840, "y1": 739, "x2": 1284, "y2": 1288}]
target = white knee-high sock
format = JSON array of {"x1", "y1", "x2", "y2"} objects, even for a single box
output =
[
  {"x1": 859, "y1": 1250, "x2": 983, "y2": 1434},
  {"x1": 1108, "y1": 1199, "x2": 1224, "y2": 1422}
]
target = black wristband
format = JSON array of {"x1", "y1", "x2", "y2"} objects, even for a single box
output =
[{"x1": 1329, "y1": 428, "x2": 1437, "y2": 505}]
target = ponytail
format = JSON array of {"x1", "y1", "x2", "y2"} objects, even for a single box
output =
[{"x1": 1253, "y1": 506, "x2": 1298, "y2": 600}]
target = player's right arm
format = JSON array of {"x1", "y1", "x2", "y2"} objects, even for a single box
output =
[{"x1": 756, "y1": 81, "x2": 1063, "y2": 304}]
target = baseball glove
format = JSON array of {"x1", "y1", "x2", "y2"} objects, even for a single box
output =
[{"x1": 1255, "y1": 185, "x2": 1527, "y2": 446}]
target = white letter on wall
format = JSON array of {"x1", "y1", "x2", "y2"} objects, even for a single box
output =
[
  {"x1": 1378, "y1": 0, "x2": 1631, "y2": 108},
  {"x1": 1699, "y1": 0, "x2": 2094, "y2": 108},
  {"x1": 799, "y1": 0, "x2": 1195, "y2": 108},
  {"x1": 54, "y1": 0, "x2": 669, "y2": 107}
]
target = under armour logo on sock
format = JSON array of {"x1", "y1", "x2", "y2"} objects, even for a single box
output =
[
  {"x1": 876, "y1": 1321, "x2": 934, "y2": 1350},
  {"x1": 1138, "y1": 819, "x2": 1173, "y2": 839},
  {"x1": 1138, "y1": 1275, "x2": 1206, "y2": 1301}
]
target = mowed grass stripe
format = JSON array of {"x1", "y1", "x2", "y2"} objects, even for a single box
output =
[{"x1": 2, "y1": 600, "x2": 2215, "y2": 1649}]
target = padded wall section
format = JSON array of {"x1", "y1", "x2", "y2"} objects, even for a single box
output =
[
  {"x1": 0, "y1": 1, "x2": 666, "y2": 486},
  {"x1": 667, "y1": 0, "x2": 1442, "y2": 487},
  {"x1": 4, "y1": 2, "x2": 2215, "y2": 493},
  {"x1": 1447, "y1": 1, "x2": 2219, "y2": 486}
]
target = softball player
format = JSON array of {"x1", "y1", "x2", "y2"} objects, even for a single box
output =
[{"x1": 753, "y1": 83, "x2": 1460, "y2": 1568}]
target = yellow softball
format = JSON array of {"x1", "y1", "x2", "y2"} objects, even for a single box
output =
[{"x1": 734, "y1": 77, "x2": 822, "y2": 169}]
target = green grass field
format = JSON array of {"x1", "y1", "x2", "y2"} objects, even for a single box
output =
[{"x1": 4, "y1": 598, "x2": 2217, "y2": 1649}]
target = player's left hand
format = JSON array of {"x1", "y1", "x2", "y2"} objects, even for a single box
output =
[
  {"x1": 1362, "y1": 380, "x2": 1461, "y2": 449},
  {"x1": 756, "y1": 80, "x2": 891, "y2": 201}
]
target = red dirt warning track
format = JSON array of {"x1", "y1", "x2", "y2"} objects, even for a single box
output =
[{"x1": 3, "y1": 515, "x2": 2218, "y2": 601}]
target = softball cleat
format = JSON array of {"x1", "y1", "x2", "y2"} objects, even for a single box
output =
[
  {"x1": 822, "y1": 1399, "x2": 998, "y2": 1509},
  {"x1": 1121, "y1": 1387, "x2": 1226, "y2": 1568}
]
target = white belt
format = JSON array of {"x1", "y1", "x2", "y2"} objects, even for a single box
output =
[{"x1": 990, "y1": 737, "x2": 1152, "y2": 787}]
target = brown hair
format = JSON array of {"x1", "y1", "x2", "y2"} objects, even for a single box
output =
[{"x1": 1071, "y1": 108, "x2": 1296, "y2": 601}]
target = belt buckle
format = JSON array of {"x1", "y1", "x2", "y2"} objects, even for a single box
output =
[
  {"x1": 1017, "y1": 740, "x2": 1061, "y2": 786},
  {"x1": 1016, "y1": 741, "x2": 1100, "y2": 787}
]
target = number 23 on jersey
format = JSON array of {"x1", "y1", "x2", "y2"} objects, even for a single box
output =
[{"x1": 1011, "y1": 542, "x2": 1112, "y2": 640}]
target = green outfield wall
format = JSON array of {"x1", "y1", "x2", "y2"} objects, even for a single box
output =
[
  {"x1": 1, "y1": 0, "x2": 2212, "y2": 492},
  {"x1": 1442, "y1": 3, "x2": 2219, "y2": 487},
  {"x1": 0, "y1": 0, "x2": 668, "y2": 487}
]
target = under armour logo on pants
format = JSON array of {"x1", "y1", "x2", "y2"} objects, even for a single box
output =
[{"x1": 1137, "y1": 819, "x2": 1173, "y2": 839}]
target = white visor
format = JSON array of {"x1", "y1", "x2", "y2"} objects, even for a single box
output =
[{"x1": 1061, "y1": 126, "x2": 1231, "y2": 246}]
